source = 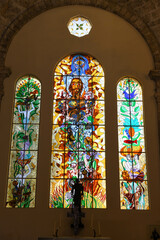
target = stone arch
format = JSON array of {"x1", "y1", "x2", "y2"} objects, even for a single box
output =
[{"x1": 0, "y1": 0, "x2": 160, "y2": 106}]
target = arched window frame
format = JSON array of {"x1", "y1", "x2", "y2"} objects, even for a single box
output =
[
  {"x1": 117, "y1": 76, "x2": 149, "y2": 210},
  {"x1": 50, "y1": 53, "x2": 106, "y2": 208},
  {"x1": 6, "y1": 75, "x2": 41, "y2": 208}
]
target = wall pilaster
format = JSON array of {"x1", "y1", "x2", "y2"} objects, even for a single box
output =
[
  {"x1": 0, "y1": 66, "x2": 11, "y2": 109},
  {"x1": 149, "y1": 69, "x2": 160, "y2": 140}
]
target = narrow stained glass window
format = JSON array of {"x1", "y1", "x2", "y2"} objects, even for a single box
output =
[
  {"x1": 117, "y1": 77, "x2": 149, "y2": 210},
  {"x1": 50, "y1": 54, "x2": 106, "y2": 208},
  {"x1": 6, "y1": 76, "x2": 41, "y2": 208}
]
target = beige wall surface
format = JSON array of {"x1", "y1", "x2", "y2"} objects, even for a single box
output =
[{"x1": 0, "y1": 5, "x2": 159, "y2": 240}]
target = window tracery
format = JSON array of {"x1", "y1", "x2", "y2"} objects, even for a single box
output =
[{"x1": 68, "y1": 16, "x2": 92, "y2": 37}]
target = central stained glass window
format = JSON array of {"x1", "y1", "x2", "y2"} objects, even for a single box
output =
[{"x1": 50, "y1": 54, "x2": 106, "y2": 208}]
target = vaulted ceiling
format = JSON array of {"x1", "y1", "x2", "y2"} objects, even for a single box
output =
[
  {"x1": 0, "y1": 0, "x2": 160, "y2": 139},
  {"x1": 0, "y1": 0, "x2": 160, "y2": 102},
  {"x1": 1, "y1": 0, "x2": 160, "y2": 67}
]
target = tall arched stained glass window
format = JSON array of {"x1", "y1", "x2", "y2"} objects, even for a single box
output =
[
  {"x1": 6, "y1": 76, "x2": 41, "y2": 208},
  {"x1": 117, "y1": 77, "x2": 149, "y2": 210},
  {"x1": 50, "y1": 54, "x2": 106, "y2": 208}
]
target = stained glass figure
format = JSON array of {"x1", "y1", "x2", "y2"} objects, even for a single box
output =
[
  {"x1": 6, "y1": 76, "x2": 41, "y2": 208},
  {"x1": 68, "y1": 17, "x2": 92, "y2": 37},
  {"x1": 50, "y1": 54, "x2": 106, "y2": 208},
  {"x1": 117, "y1": 77, "x2": 149, "y2": 210}
]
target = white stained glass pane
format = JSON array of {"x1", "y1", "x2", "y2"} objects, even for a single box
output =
[{"x1": 68, "y1": 17, "x2": 92, "y2": 37}]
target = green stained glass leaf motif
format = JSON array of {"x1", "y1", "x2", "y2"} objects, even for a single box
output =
[
  {"x1": 117, "y1": 77, "x2": 149, "y2": 210},
  {"x1": 6, "y1": 76, "x2": 41, "y2": 208}
]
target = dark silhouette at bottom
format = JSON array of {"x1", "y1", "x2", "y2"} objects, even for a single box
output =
[{"x1": 67, "y1": 178, "x2": 85, "y2": 235}]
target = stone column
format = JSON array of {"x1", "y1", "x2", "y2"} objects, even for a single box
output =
[
  {"x1": 149, "y1": 70, "x2": 160, "y2": 140},
  {"x1": 0, "y1": 66, "x2": 11, "y2": 109}
]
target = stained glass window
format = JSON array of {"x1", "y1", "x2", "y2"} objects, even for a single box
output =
[
  {"x1": 6, "y1": 76, "x2": 41, "y2": 208},
  {"x1": 117, "y1": 77, "x2": 149, "y2": 210},
  {"x1": 50, "y1": 54, "x2": 106, "y2": 208},
  {"x1": 68, "y1": 17, "x2": 92, "y2": 37}
]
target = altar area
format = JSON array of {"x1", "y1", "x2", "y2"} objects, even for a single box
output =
[{"x1": 38, "y1": 238, "x2": 111, "y2": 240}]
